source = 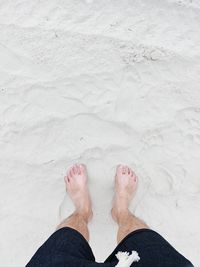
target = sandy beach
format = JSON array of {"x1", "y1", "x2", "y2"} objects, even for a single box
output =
[{"x1": 0, "y1": 0, "x2": 200, "y2": 266}]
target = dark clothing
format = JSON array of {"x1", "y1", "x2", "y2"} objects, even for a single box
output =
[{"x1": 26, "y1": 227, "x2": 194, "y2": 267}]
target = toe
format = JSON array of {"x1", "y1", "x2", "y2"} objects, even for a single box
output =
[
  {"x1": 72, "y1": 166, "x2": 76, "y2": 175},
  {"x1": 122, "y1": 165, "x2": 126, "y2": 174},
  {"x1": 67, "y1": 175, "x2": 70, "y2": 182},
  {"x1": 64, "y1": 174, "x2": 70, "y2": 184},
  {"x1": 69, "y1": 168, "x2": 73, "y2": 178},
  {"x1": 131, "y1": 170, "x2": 137, "y2": 182},
  {"x1": 76, "y1": 164, "x2": 81, "y2": 175},
  {"x1": 74, "y1": 164, "x2": 79, "y2": 175},
  {"x1": 126, "y1": 166, "x2": 129, "y2": 174},
  {"x1": 127, "y1": 167, "x2": 131, "y2": 175},
  {"x1": 73, "y1": 164, "x2": 79, "y2": 175},
  {"x1": 116, "y1": 164, "x2": 123, "y2": 175},
  {"x1": 79, "y1": 164, "x2": 86, "y2": 174}
]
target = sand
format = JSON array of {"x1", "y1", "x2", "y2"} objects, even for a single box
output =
[{"x1": 0, "y1": 0, "x2": 200, "y2": 266}]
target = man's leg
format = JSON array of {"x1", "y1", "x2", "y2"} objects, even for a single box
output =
[
  {"x1": 57, "y1": 164, "x2": 93, "y2": 242},
  {"x1": 106, "y1": 165, "x2": 194, "y2": 266},
  {"x1": 111, "y1": 165, "x2": 148, "y2": 243}
]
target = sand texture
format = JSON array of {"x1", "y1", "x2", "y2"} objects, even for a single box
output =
[{"x1": 0, "y1": 0, "x2": 200, "y2": 266}]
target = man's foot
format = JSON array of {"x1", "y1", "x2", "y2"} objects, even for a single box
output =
[
  {"x1": 111, "y1": 164, "x2": 138, "y2": 223},
  {"x1": 64, "y1": 164, "x2": 93, "y2": 222}
]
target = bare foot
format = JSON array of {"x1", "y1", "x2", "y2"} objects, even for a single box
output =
[
  {"x1": 111, "y1": 164, "x2": 138, "y2": 223},
  {"x1": 64, "y1": 164, "x2": 93, "y2": 222}
]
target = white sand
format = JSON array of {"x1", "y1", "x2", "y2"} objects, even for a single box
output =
[{"x1": 0, "y1": 0, "x2": 200, "y2": 266}]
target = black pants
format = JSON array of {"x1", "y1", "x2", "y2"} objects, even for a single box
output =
[{"x1": 26, "y1": 227, "x2": 194, "y2": 267}]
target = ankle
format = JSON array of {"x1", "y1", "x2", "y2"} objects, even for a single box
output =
[
  {"x1": 112, "y1": 207, "x2": 131, "y2": 224},
  {"x1": 117, "y1": 210, "x2": 132, "y2": 224},
  {"x1": 74, "y1": 209, "x2": 93, "y2": 223}
]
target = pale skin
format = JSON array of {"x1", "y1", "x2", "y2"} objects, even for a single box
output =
[{"x1": 57, "y1": 164, "x2": 148, "y2": 244}]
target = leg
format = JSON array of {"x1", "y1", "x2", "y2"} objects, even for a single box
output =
[
  {"x1": 26, "y1": 164, "x2": 96, "y2": 267},
  {"x1": 108, "y1": 165, "x2": 194, "y2": 267},
  {"x1": 111, "y1": 165, "x2": 148, "y2": 243},
  {"x1": 57, "y1": 164, "x2": 93, "y2": 242}
]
